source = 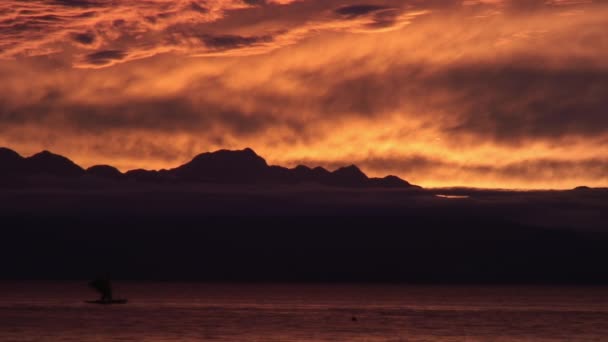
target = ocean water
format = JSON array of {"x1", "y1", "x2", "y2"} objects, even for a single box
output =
[{"x1": 1, "y1": 283, "x2": 607, "y2": 341}]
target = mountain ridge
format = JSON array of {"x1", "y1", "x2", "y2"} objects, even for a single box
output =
[{"x1": 0, "y1": 147, "x2": 420, "y2": 189}]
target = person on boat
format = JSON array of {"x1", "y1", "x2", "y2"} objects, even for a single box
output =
[{"x1": 89, "y1": 275, "x2": 113, "y2": 303}]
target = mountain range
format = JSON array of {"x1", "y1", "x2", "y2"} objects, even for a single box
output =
[{"x1": 0, "y1": 147, "x2": 419, "y2": 189}]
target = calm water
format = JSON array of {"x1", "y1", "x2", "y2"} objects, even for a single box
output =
[{"x1": 1, "y1": 282, "x2": 608, "y2": 341}]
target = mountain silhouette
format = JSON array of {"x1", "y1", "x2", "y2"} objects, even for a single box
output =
[
  {"x1": 0, "y1": 147, "x2": 419, "y2": 189},
  {"x1": 86, "y1": 165, "x2": 123, "y2": 180},
  {"x1": 0, "y1": 147, "x2": 25, "y2": 176},
  {"x1": 280, "y1": 165, "x2": 332, "y2": 184},
  {"x1": 1, "y1": 149, "x2": 85, "y2": 178},
  {"x1": 0, "y1": 147, "x2": 22, "y2": 163},
  {"x1": 25, "y1": 150, "x2": 85, "y2": 177},
  {"x1": 171, "y1": 148, "x2": 269, "y2": 183},
  {"x1": 369, "y1": 175, "x2": 415, "y2": 188},
  {"x1": 125, "y1": 168, "x2": 167, "y2": 182},
  {"x1": 328, "y1": 165, "x2": 369, "y2": 187}
]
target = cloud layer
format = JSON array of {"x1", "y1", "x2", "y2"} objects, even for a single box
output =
[
  {"x1": 1, "y1": 0, "x2": 607, "y2": 188},
  {"x1": 0, "y1": 0, "x2": 426, "y2": 66}
]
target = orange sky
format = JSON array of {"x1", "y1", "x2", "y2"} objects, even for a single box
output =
[{"x1": 1, "y1": 0, "x2": 607, "y2": 188}]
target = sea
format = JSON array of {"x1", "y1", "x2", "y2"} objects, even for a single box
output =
[{"x1": 1, "y1": 282, "x2": 607, "y2": 341}]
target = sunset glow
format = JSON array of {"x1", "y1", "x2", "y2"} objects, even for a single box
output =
[{"x1": 1, "y1": 0, "x2": 607, "y2": 188}]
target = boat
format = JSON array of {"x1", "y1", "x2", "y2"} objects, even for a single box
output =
[
  {"x1": 85, "y1": 299, "x2": 128, "y2": 305},
  {"x1": 87, "y1": 275, "x2": 128, "y2": 305}
]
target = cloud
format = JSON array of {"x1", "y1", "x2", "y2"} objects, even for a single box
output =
[
  {"x1": 288, "y1": 154, "x2": 608, "y2": 188},
  {"x1": 0, "y1": 0, "x2": 607, "y2": 188},
  {"x1": 317, "y1": 60, "x2": 608, "y2": 143},
  {"x1": 189, "y1": 2, "x2": 209, "y2": 13},
  {"x1": 0, "y1": 0, "x2": 432, "y2": 65},
  {"x1": 200, "y1": 34, "x2": 274, "y2": 49},
  {"x1": 71, "y1": 31, "x2": 96, "y2": 45},
  {"x1": 84, "y1": 49, "x2": 127, "y2": 65},
  {"x1": 334, "y1": 5, "x2": 391, "y2": 18},
  {"x1": 0, "y1": 0, "x2": 250, "y2": 62},
  {"x1": 51, "y1": 0, "x2": 103, "y2": 7}
]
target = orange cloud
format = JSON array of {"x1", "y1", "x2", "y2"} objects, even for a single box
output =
[
  {"x1": 0, "y1": 0, "x2": 430, "y2": 67},
  {"x1": 1, "y1": 0, "x2": 607, "y2": 189}
]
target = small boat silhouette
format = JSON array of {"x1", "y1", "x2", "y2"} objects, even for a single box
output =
[{"x1": 86, "y1": 275, "x2": 127, "y2": 305}]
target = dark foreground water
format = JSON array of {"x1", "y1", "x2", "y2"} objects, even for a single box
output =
[{"x1": 1, "y1": 283, "x2": 608, "y2": 341}]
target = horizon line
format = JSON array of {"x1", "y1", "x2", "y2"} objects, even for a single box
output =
[{"x1": 2, "y1": 146, "x2": 602, "y2": 192}]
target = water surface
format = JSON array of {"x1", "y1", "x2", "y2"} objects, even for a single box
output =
[{"x1": 1, "y1": 282, "x2": 607, "y2": 341}]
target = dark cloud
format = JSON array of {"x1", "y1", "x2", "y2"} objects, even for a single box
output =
[
  {"x1": 0, "y1": 94, "x2": 304, "y2": 138},
  {"x1": 75, "y1": 11, "x2": 97, "y2": 18},
  {"x1": 63, "y1": 99, "x2": 283, "y2": 134},
  {"x1": 189, "y1": 2, "x2": 208, "y2": 13},
  {"x1": 85, "y1": 50, "x2": 128, "y2": 65},
  {"x1": 201, "y1": 34, "x2": 274, "y2": 49},
  {"x1": 71, "y1": 31, "x2": 95, "y2": 45},
  {"x1": 313, "y1": 60, "x2": 608, "y2": 143},
  {"x1": 243, "y1": 0, "x2": 266, "y2": 5},
  {"x1": 434, "y1": 64, "x2": 608, "y2": 143},
  {"x1": 3, "y1": 58, "x2": 608, "y2": 145},
  {"x1": 0, "y1": 17, "x2": 61, "y2": 36},
  {"x1": 334, "y1": 4, "x2": 406, "y2": 29},
  {"x1": 112, "y1": 19, "x2": 126, "y2": 27},
  {"x1": 157, "y1": 11, "x2": 178, "y2": 19},
  {"x1": 51, "y1": 0, "x2": 104, "y2": 8},
  {"x1": 364, "y1": 8, "x2": 402, "y2": 28},
  {"x1": 335, "y1": 5, "x2": 390, "y2": 18},
  {"x1": 29, "y1": 14, "x2": 62, "y2": 22}
]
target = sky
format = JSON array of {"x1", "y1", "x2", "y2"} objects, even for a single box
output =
[{"x1": 0, "y1": 0, "x2": 607, "y2": 189}]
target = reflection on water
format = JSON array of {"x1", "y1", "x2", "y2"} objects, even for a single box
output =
[
  {"x1": 1, "y1": 282, "x2": 607, "y2": 341},
  {"x1": 436, "y1": 194, "x2": 470, "y2": 199}
]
